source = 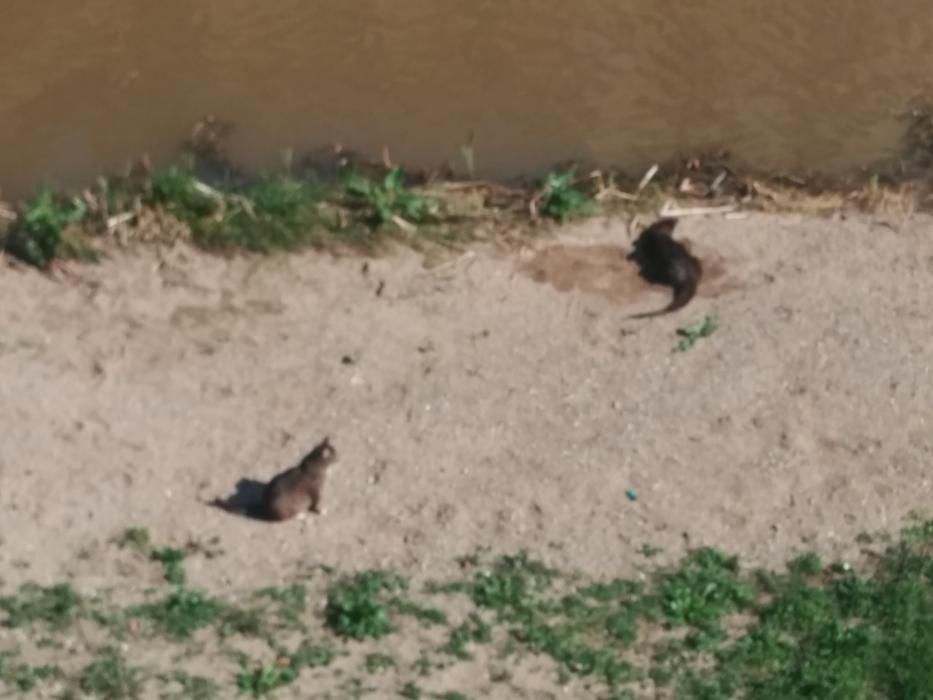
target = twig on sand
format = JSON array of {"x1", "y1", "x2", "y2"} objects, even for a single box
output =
[
  {"x1": 528, "y1": 195, "x2": 539, "y2": 220},
  {"x1": 710, "y1": 170, "x2": 728, "y2": 193},
  {"x1": 106, "y1": 212, "x2": 136, "y2": 231},
  {"x1": 228, "y1": 194, "x2": 257, "y2": 219},
  {"x1": 590, "y1": 169, "x2": 638, "y2": 202},
  {"x1": 391, "y1": 214, "x2": 417, "y2": 233},
  {"x1": 658, "y1": 203, "x2": 737, "y2": 218},
  {"x1": 192, "y1": 181, "x2": 223, "y2": 201},
  {"x1": 434, "y1": 180, "x2": 523, "y2": 196},
  {"x1": 594, "y1": 187, "x2": 638, "y2": 202},
  {"x1": 638, "y1": 164, "x2": 659, "y2": 192},
  {"x1": 191, "y1": 180, "x2": 227, "y2": 221},
  {"x1": 750, "y1": 180, "x2": 784, "y2": 201},
  {"x1": 460, "y1": 130, "x2": 476, "y2": 178}
]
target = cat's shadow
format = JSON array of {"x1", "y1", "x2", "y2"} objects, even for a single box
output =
[{"x1": 208, "y1": 478, "x2": 271, "y2": 521}]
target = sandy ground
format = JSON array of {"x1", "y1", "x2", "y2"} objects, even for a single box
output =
[{"x1": 1, "y1": 211, "x2": 931, "y2": 596}]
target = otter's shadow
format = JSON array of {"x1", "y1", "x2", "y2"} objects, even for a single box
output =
[{"x1": 209, "y1": 478, "x2": 271, "y2": 521}]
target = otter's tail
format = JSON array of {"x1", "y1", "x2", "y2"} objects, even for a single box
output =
[{"x1": 628, "y1": 276, "x2": 699, "y2": 319}]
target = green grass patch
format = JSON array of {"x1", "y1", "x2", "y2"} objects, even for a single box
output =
[
  {"x1": 400, "y1": 681, "x2": 423, "y2": 698},
  {"x1": 443, "y1": 612, "x2": 492, "y2": 659},
  {"x1": 236, "y1": 664, "x2": 298, "y2": 698},
  {"x1": 0, "y1": 150, "x2": 600, "y2": 270},
  {"x1": 787, "y1": 552, "x2": 824, "y2": 578},
  {"x1": 289, "y1": 641, "x2": 337, "y2": 669},
  {"x1": 391, "y1": 598, "x2": 449, "y2": 627},
  {"x1": 656, "y1": 547, "x2": 755, "y2": 641},
  {"x1": 236, "y1": 640, "x2": 336, "y2": 697},
  {"x1": 674, "y1": 315, "x2": 719, "y2": 353},
  {"x1": 150, "y1": 165, "x2": 219, "y2": 222},
  {"x1": 129, "y1": 587, "x2": 225, "y2": 639},
  {"x1": 115, "y1": 526, "x2": 152, "y2": 553},
  {"x1": 0, "y1": 653, "x2": 61, "y2": 692},
  {"x1": 469, "y1": 551, "x2": 556, "y2": 614},
  {"x1": 255, "y1": 584, "x2": 308, "y2": 629},
  {"x1": 341, "y1": 167, "x2": 436, "y2": 229},
  {"x1": 365, "y1": 652, "x2": 396, "y2": 673},
  {"x1": 4, "y1": 521, "x2": 933, "y2": 697},
  {"x1": 7, "y1": 121, "x2": 933, "y2": 273},
  {"x1": 0, "y1": 582, "x2": 83, "y2": 629},
  {"x1": 3, "y1": 188, "x2": 89, "y2": 268},
  {"x1": 236, "y1": 661, "x2": 297, "y2": 697},
  {"x1": 539, "y1": 168, "x2": 592, "y2": 222},
  {"x1": 79, "y1": 647, "x2": 143, "y2": 698},
  {"x1": 324, "y1": 570, "x2": 408, "y2": 640},
  {"x1": 217, "y1": 604, "x2": 269, "y2": 639},
  {"x1": 447, "y1": 553, "x2": 639, "y2": 687},
  {"x1": 151, "y1": 546, "x2": 187, "y2": 586},
  {"x1": 159, "y1": 670, "x2": 221, "y2": 700},
  {"x1": 194, "y1": 174, "x2": 329, "y2": 251}
]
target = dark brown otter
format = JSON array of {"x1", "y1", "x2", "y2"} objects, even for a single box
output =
[{"x1": 626, "y1": 218, "x2": 702, "y2": 318}]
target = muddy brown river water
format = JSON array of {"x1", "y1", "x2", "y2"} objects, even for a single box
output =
[{"x1": 1, "y1": 1, "x2": 932, "y2": 196}]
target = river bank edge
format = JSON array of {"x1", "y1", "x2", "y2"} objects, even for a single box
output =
[{"x1": 3, "y1": 120, "x2": 933, "y2": 275}]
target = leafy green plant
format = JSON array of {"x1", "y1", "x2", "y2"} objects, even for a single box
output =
[
  {"x1": 217, "y1": 605, "x2": 267, "y2": 639},
  {"x1": 249, "y1": 174, "x2": 316, "y2": 219},
  {"x1": 194, "y1": 174, "x2": 326, "y2": 252},
  {"x1": 673, "y1": 315, "x2": 718, "y2": 352},
  {"x1": 289, "y1": 642, "x2": 336, "y2": 669},
  {"x1": 325, "y1": 570, "x2": 408, "y2": 639},
  {"x1": 788, "y1": 552, "x2": 824, "y2": 578},
  {"x1": 540, "y1": 168, "x2": 591, "y2": 222},
  {"x1": 79, "y1": 647, "x2": 143, "y2": 698},
  {"x1": 900, "y1": 512, "x2": 933, "y2": 545},
  {"x1": 255, "y1": 584, "x2": 308, "y2": 629},
  {"x1": 470, "y1": 552, "x2": 556, "y2": 613},
  {"x1": 150, "y1": 165, "x2": 219, "y2": 222},
  {"x1": 115, "y1": 526, "x2": 151, "y2": 553},
  {"x1": 4, "y1": 188, "x2": 88, "y2": 267},
  {"x1": 160, "y1": 671, "x2": 220, "y2": 700},
  {"x1": 400, "y1": 681, "x2": 423, "y2": 699},
  {"x1": 657, "y1": 547, "x2": 755, "y2": 640},
  {"x1": 342, "y1": 167, "x2": 434, "y2": 229},
  {"x1": 236, "y1": 642, "x2": 336, "y2": 697},
  {"x1": 365, "y1": 652, "x2": 396, "y2": 673},
  {"x1": 514, "y1": 617, "x2": 636, "y2": 687},
  {"x1": 236, "y1": 661, "x2": 297, "y2": 697},
  {"x1": 151, "y1": 547, "x2": 187, "y2": 586},
  {"x1": 0, "y1": 654, "x2": 60, "y2": 692},
  {"x1": 0, "y1": 582, "x2": 83, "y2": 629},
  {"x1": 129, "y1": 588, "x2": 225, "y2": 639},
  {"x1": 391, "y1": 599, "x2": 448, "y2": 626},
  {"x1": 444, "y1": 612, "x2": 492, "y2": 659}
]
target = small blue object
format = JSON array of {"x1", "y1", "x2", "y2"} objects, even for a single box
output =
[{"x1": 626, "y1": 490, "x2": 638, "y2": 502}]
